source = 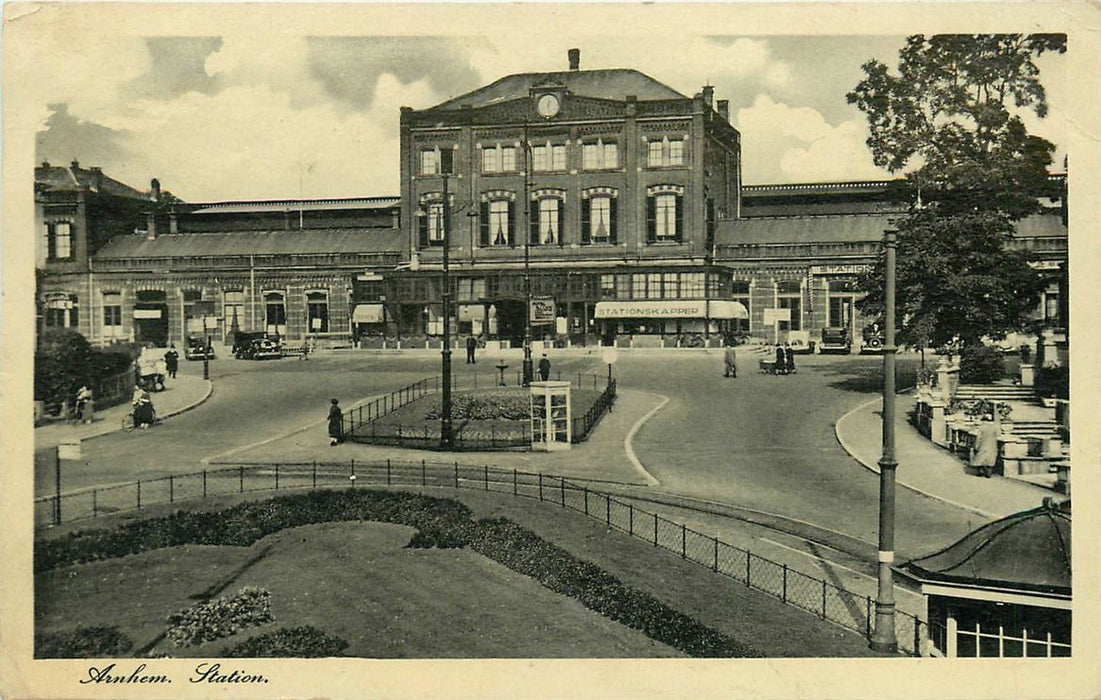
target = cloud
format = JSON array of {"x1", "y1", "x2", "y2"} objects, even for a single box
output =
[
  {"x1": 125, "y1": 37, "x2": 223, "y2": 101},
  {"x1": 36, "y1": 104, "x2": 131, "y2": 168},
  {"x1": 734, "y1": 94, "x2": 891, "y2": 183}
]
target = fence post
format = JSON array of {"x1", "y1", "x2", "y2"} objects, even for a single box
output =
[
  {"x1": 484, "y1": 465, "x2": 489, "y2": 491},
  {"x1": 538, "y1": 473, "x2": 543, "y2": 501},
  {"x1": 606, "y1": 496, "x2": 611, "y2": 525},
  {"x1": 275, "y1": 464, "x2": 279, "y2": 491},
  {"x1": 713, "y1": 537, "x2": 719, "y2": 572},
  {"x1": 560, "y1": 479, "x2": 565, "y2": 507},
  {"x1": 866, "y1": 596, "x2": 872, "y2": 638},
  {"x1": 387, "y1": 459, "x2": 391, "y2": 486},
  {"x1": 454, "y1": 462, "x2": 459, "y2": 489},
  {"x1": 92, "y1": 489, "x2": 97, "y2": 518},
  {"x1": 583, "y1": 487, "x2": 588, "y2": 515},
  {"x1": 681, "y1": 524, "x2": 686, "y2": 558},
  {"x1": 239, "y1": 466, "x2": 244, "y2": 493},
  {"x1": 169, "y1": 475, "x2": 174, "y2": 503},
  {"x1": 137, "y1": 480, "x2": 142, "y2": 510},
  {"x1": 629, "y1": 504, "x2": 633, "y2": 535},
  {"x1": 422, "y1": 459, "x2": 426, "y2": 486},
  {"x1": 351, "y1": 459, "x2": 356, "y2": 480},
  {"x1": 312, "y1": 461, "x2": 317, "y2": 489},
  {"x1": 746, "y1": 552, "x2": 752, "y2": 587},
  {"x1": 782, "y1": 565, "x2": 789, "y2": 603},
  {"x1": 821, "y1": 580, "x2": 827, "y2": 619},
  {"x1": 513, "y1": 469, "x2": 517, "y2": 496},
  {"x1": 653, "y1": 513, "x2": 658, "y2": 546},
  {"x1": 203, "y1": 470, "x2": 207, "y2": 499}
]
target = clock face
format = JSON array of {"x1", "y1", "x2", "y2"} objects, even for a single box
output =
[{"x1": 537, "y1": 94, "x2": 560, "y2": 118}]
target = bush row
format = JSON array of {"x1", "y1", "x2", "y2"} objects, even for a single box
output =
[
  {"x1": 166, "y1": 587, "x2": 273, "y2": 647},
  {"x1": 37, "y1": 489, "x2": 760, "y2": 657},
  {"x1": 222, "y1": 626, "x2": 349, "y2": 657},
  {"x1": 35, "y1": 625, "x2": 133, "y2": 659}
]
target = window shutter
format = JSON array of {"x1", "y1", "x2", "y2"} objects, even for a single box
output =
[
  {"x1": 581, "y1": 199, "x2": 591, "y2": 245},
  {"x1": 46, "y1": 224, "x2": 56, "y2": 259},
  {"x1": 479, "y1": 201, "x2": 489, "y2": 246},
  {"x1": 507, "y1": 200, "x2": 515, "y2": 247},
  {"x1": 609, "y1": 197, "x2": 618, "y2": 245},
  {"x1": 530, "y1": 200, "x2": 539, "y2": 246},
  {"x1": 418, "y1": 209, "x2": 429, "y2": 248},
  {"x1": 674, "y1": 194, "x2": 684, "y2": 243},
  {"x1": 646, "y1": 196, "x2": 656, "y2": 244},
  {"x1": 556, "y1": 198, "x2": 564, "y2": 246}
]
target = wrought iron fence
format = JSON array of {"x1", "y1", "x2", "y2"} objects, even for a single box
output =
[{"x1": 36, "y1": 459, "x2": 925, "y2": 655}]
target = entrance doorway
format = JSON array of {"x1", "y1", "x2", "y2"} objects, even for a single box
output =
[
  {"x1": 133, "y1": 290, "x2": 168, "y2": 346},
  {"x1": 494, "y1": 299, "x2": 526, "y2": 348}
]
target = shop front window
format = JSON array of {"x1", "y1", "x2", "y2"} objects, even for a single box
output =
[{"x1": 307, "y1": 291, "x2": 329, "y2": 333}]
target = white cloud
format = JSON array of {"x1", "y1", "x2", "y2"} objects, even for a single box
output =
[{"x1": 22, "y1": 34, "x2": 150, "y2": 121}]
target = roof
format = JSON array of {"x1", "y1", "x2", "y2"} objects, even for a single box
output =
[
  {"x1": 717, "y1": 214, "x2": 897, "y2": 246},
  {"x1": 432, "y1": 69, "x2": 687, "y2": 110},
  {"x1": 92, "y1": 228, "x2": 405, "y2": 259},
  {"x1": 35, "y1": 162, "x2": 150, "y2": 200},
  {"x1": 901, "y1": 500, "x2": 1071, "y2": 595},
  {"x1": 190, "y1": 197, "x2": 400, "y2": 215}
]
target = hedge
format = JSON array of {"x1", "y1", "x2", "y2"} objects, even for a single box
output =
[
  {"x1": 36, "y1": 489, "x2": 762, "y2": 657},
  {"x1": 222, "y1": 626, "x2": 349, "y2": 658},
  {"x1": 35, "y1": 625, "x2": 133, "y2": 659}
]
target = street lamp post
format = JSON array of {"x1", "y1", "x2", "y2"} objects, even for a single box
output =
[
  {"x1": 440, "y1": 173, "x2": 454, "y2": 449},
  {"x1": 870, "y1": 226, "x2": 899, "y2": 653},
  {"x1": 521, "y1": 134, "x2": 534, "y2": 386}
]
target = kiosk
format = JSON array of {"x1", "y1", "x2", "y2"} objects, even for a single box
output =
[{"x1": 530, "y1": 381, "x2": 572, "y2": 451}]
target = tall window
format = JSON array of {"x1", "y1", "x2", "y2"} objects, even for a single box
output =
[
  {"x1": 537, "y1": 198, "x2": 560, "y2": 245},
  {"x1": 482, "y1": 145, "x2": 517, "y2": 173},
  {"x1": 655, "y1": 194, "x2": 677, "y2": 240},
  {"x1": 46, "y1": 222, "x2": 73, "y2": 260},
  {"x1": 306, "y1": 291, "x2": 329, "y2": 333},
  {"x1": 582, "y1": 140, "x2": 617, "y2": 170},
  {"x1": 647, "y1": 137, "x2": 686, "y2": 167},
  {"x1": 582, "y1": 189, "x2": 617, "y2": 245},
  {"x1": 264, "y1": 291, "x2": 287, "y2": 337},
  {"x1": 777, "y1": 281, "x2": 802, "y2": 332},
  {"x1": 531, "y1": 144, "x2": 567, "y2": 172},
  {"x1": 479, "y1": 198, "x2": 513, "y2": 246},
  {"x1": 224, "y1": 290, "x2": 245, "y2": 332},
  {"x1": 646, "y1": 187, "x2": 683, "y2": 243},
  {"x1": 420, "y1": 149, "x2": 438, "y2": 175},
  {"x1": 103, "y1": 292, "x2": 123, "y2": 338},
  {"x1": 458, "y1": 278, "x2": 486, "y2": 302},
  {"x1": 427, "y1": 202, "x2": 444, "y2": 244}
]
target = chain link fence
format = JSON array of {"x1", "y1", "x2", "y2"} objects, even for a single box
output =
[{"x1": 37, "y1": 459, "x2": 926, "y2": 655}]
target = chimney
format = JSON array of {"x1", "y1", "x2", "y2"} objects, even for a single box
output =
[
  {"x1": 701, "y1": 85, "x2": 714, "y2": 107},
  {"x1": 89, "y1": 166, "x2": 103, "y2": 192},
  {"x1": 70, "y1": 159, "x2": 80, "y2": 170},
  {"x1": 568, "y1": 48, "x2": 580, "y2": 71},
  {"x1": 717, "y1": 99, "x2": 729, "y2": 122},
  {"x1": 41, "y1": 160, "x2": 50, "y2": 169},
  {"x1": 169, "y1": 210, "x2": 179, "y2": 234},
  {"x1": 146, "y1": 212, "x2": 157, "y2": 240},
  {"x1": 150, "y1": 178, "x2": 161, "y2": 202}
]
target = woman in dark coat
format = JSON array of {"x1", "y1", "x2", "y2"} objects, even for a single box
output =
[
  {"x1": 328, "y1": 398, "x2": 343, "y2": 446},
  {"x1": 774, "y1": 344, "x2": 786, "y2": 375},
  {"x1": 784, "y1": 342, "x2": 796, "y2": 374}
]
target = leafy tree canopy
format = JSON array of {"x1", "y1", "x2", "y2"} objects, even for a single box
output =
[{"x1": 848, "y1": 33, "x2": 1066, "y2": 219}]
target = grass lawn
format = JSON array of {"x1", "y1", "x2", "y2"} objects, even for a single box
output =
[
  {"x1": 366, "y1": 387, "x2": 603, "y2": 439},
  {"x1": 36, "y1": 520, "x2": 680, "y2": 658}
]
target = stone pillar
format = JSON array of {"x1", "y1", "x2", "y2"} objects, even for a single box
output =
[
  {"x1": 928, "y1": 399, "x2": 948, "y2": 447},
  {"x1": 936, "y1": 358, "x2": 959, "y2": 402},
  {"x1": 1019, "y1": 363, "x2": 1035, "y2": 387}
]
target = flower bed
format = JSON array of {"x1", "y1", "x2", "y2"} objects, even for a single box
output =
[
  {"x1": 36, "y1": 490, "x2": 761, "y2": 657},
  {"x1": 166, "y1": 587, "x2": 274, "y2": 647},
  {"x1": 222, "y1": 626, "x2": 349, "y2": 658}
]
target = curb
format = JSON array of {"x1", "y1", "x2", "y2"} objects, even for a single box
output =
[
  {"x1": 833, "y1": 391, "x2": 998, "y2": 520},
  {"x1": 76, "y1": 379, "x2": 215, "y2": 444}
]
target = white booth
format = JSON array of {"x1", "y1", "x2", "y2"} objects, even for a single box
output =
[{"x1": 530, "y1": 381, "x2": 572, "y2": 451}]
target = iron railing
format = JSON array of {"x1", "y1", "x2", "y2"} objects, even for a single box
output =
[{"x1": 36, "y1": 459, "x2": 925, "y2": 655}]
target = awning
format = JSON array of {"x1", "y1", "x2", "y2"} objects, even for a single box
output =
[
  {"x1": 133, "y1": 308, "x2": 162, "y2": 319},
  {"x1": 352, "y1": 304, "x2": 385, "y2": 323},
  {"x1": 594, "y1": 300, "x2": 748, "y2": 320}
]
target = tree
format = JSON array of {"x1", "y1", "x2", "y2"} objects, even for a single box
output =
[
  {"x1": 35, "y1": 328, "x2": 94, "y2": 407},
  {"x1": 847, "y1": 34, "x2": 1064, "y2": 349}
]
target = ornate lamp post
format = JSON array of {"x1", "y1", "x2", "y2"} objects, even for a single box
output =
[
  {"x1": 521, "y1": 133, "x2": 534, "y2": 386},
  {"x1": 871, "y1": 226, "x2": 899, "y2": 653},
  {"x1": 440, "y1": 171, "x2": 454, "y2": 449}
]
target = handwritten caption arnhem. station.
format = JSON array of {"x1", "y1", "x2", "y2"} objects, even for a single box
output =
[{"x1": 80, "y1": 662, "x2": 269, "y2": 685}]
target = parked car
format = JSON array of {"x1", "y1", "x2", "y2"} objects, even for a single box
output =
[
  {"x1": 232, "y1": 331, "x2": 268, "y2": 358},
  {"x1": 237, "y1": 338, "x2": 282, "y2": 360},
  {"x1": 818, "y1": 327, "x2": 852, "y2": 354},
  {"x1": 185, "y1": 337, "x2": 214, "y2": 360},
  {"x1": 860, "y1": 324, "x2": 886, "y2": 354},
  {"x1": 786, "y1": 330, "x2": 816, "y2": 355}
]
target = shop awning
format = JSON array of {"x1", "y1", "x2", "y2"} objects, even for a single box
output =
[
  {"x1": 352, "y1": 304, "x2": 385, "y2": 323},
  {"x1": 594, "y1": 300, "x2": 748, "y2": 320}
]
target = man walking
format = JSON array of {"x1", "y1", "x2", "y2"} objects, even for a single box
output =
[
  {"x1": 724, "y1": 343, "x2": 737, "y2": 378},
  {"x1": 164, "y1": 344, "x2": 179, "y2": 379},
  {"x1": 538, "y1": 353, "x2": 551, "y2": 381},
  {"x1": 466, "y1": 335, "x2": 477, "y2": 364}
]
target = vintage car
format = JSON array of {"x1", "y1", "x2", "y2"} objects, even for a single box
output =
[
  {"x1": 860, "y1": 324, "x2": 886, "y2": 354},
  {"x1": 786, "y1": 330, "x2": 816, "y2": 355},
  {"x1": 237, "y1": 338, "x2": 282, "y2": 360},
  {"x1": 818, "y1": 327, "x2": 852, "y2": 354},
  {"x1": 185, "y1": 337, "x2": 214, "y2": 360}
]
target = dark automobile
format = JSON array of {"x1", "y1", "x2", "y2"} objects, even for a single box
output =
[
  {"x1": 185, "y1": 337, "x2": 214, "y2": 360},
  {"x1": 818, "y1": 327, "x2": 852, "y2": 354},
  {"x1": 237, "y1": 338, "x2": 282, "y2": 360},
  {"x1": 860, "y1": 324, "x2": 886, "y2": 354}
]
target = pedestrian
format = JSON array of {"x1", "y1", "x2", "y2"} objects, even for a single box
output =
[
  {"x1": 466, "y1": 335, "x2": 477, "y2": 364},
  {"x1": 327, "y1": 398, "x2": 343, "y2": 446},
  {"x1": 164, "y1": 344, "x2": 179, "y2": 379},
  {"x1": 774, "y1": 343, "x2": 786, "y2": 375},
  {"x1": 76, "y1": 384, "x2": 94, "y2": 424},
  {"x1": 723, "y1": 344, "x2": 737, "y2": 378},
  {"x1": 134, "y1": 392, "x2": 155, "y2": 429},
  {"x1": 971, "y1": 407, "x2": 1001, "y2": 478},
  {"x1": 154, "y1": 356, "x2": 168, "y2": 390},
  {"x1": 538, "y1": 353, "x2": 551, "y2": 381},
  {"x1": 784, "y1": 342, "x2": 796, "y2": 375}
]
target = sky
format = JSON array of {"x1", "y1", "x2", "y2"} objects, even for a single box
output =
[{"x1": 32, "y1": 33, "x2": 1068, "y2": 203}]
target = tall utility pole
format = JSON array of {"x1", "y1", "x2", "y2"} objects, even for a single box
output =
[
  {"x1": 440, "y1": 172, "x2": 454, "y2": 449},
  {"x1": 871, "y1": 226, "x2": 899, "y2": 653},
  {"x1": 521, "y1": 132, "x2": 534, "y2": 386}
]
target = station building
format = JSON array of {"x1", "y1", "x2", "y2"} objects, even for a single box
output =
[{"x1": 34, "y1": 51, "x2": 1068, "y2": 351}]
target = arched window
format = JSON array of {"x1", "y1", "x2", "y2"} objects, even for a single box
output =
[
  {"x1": 478, "y1": 191, "x2": 516, "y2": 247},
  {"x1": 530, "y1": 189, "x2": 565, "y2": 245},
  {"x1": 581, "y1": 187, "x2": 619, "y2": 245},
  {"x1": 306, "y1": 291, "x2": 329, "y2": 333},
  {"x1": 646, "y1": 185, "x2": 684, "y2": 243},
  {"x1": 264, "y1": 291, "x2": 287, "y2": 337}
]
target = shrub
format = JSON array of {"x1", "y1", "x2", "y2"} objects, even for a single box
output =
[
  {"x1": 423, "y1": 393, "x2": 530, "y2": 421},
  {"x1": 35, "y1": 625, "x2": 133, "y2": 658},
  {"x1": 165, "y1": 587, "x2": 274, "y2": 647},
  {"x1": 959, "y1": 345, "x2": 1005, "y2": 384},
  {"x1": 1034, "y1": 366, "x2": 1069, "y2": 399},
  {"x1": 222, "y1": 626, "x2": 349, "y2": 657}
]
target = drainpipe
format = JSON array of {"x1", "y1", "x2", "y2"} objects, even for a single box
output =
[{"x1": 249, "y1": 255, "x2": 257, "y2": 331}]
